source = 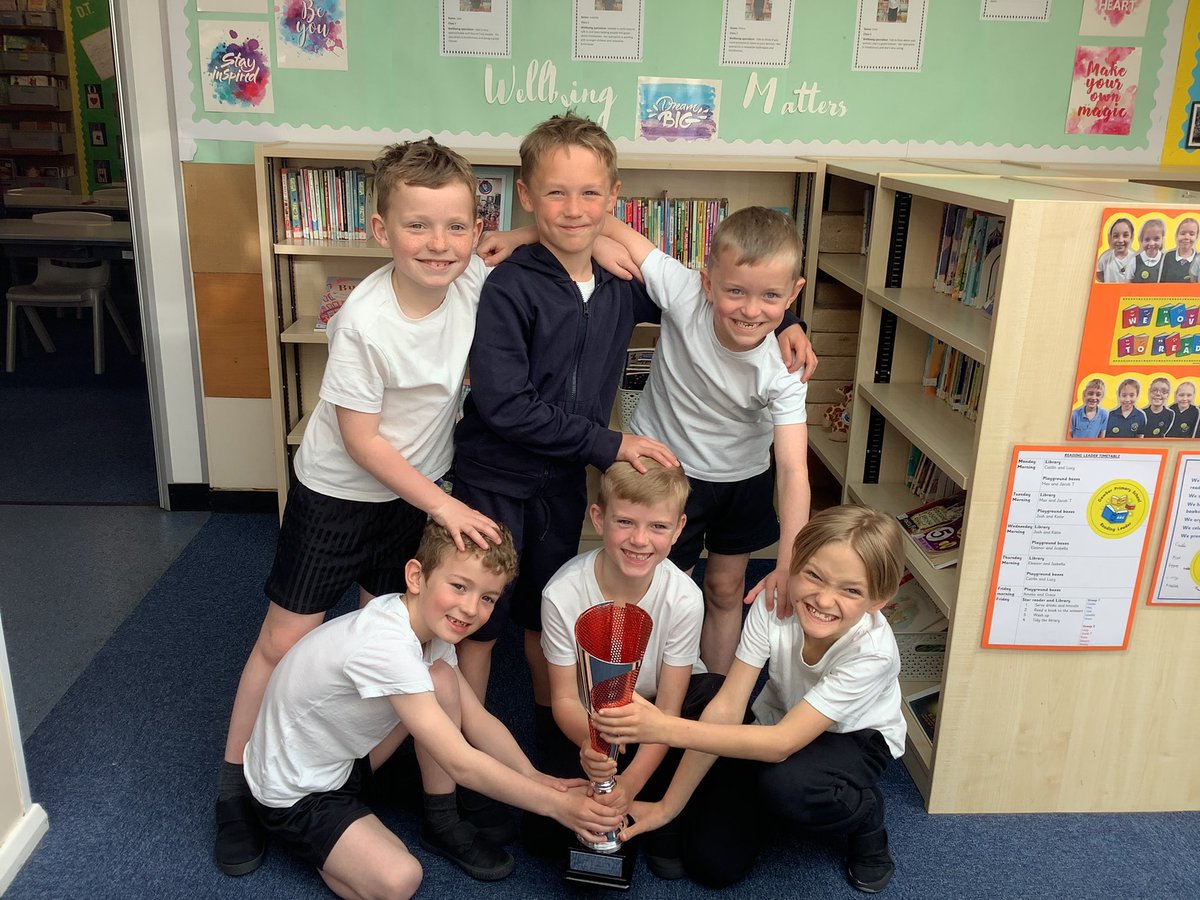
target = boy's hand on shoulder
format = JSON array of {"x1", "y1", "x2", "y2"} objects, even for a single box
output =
[
  {"x1": 428, "y1": 496, "x2": 503, "y2": 551},
  {"x1": 477, "y1": 225, "x2": 538, "y2": 266},
  {"x1": 580, "y1": 744, "x2": 618, "y2": 784},
  {"x1": 744, "y1": 566, "x2": 794, "y2": 620},
  {"x1": 778, "y1": 323, "x2": 818, "y2": 382},
  {"x1": 620, "y1": 800, "x2": 674, "y2": 842},
  {"x1": 616, "y1": 434, "x2": 678, "y2": 472},
  {"x1": 592, "y1": 692, "x2": 670, "y2": 747},
  {"x1": 592, "y1": 235, "x2": 643, "y2": 282},
  {"x1": 554, "y1": 786, "x2": 625, "y2": 845}
]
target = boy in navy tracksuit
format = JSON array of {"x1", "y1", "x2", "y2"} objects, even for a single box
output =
[{"x1": 451, "y1": 113, "x2": 814, "y2": 749}]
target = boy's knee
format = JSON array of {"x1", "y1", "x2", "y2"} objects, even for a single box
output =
[
  {"x1": 702, "y1": 570, "x2": 745, "y2": 610},
  {"x1": 256, "y1": 616, "x2": 316, "y2": 667},
  {"x1": 428, "y1": 660, "x2": 461, "y2": 708},
  {"x1": 382, "y1": 855, "x2": 422, "y2": 899}
]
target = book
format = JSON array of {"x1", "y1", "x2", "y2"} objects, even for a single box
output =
[
  {"x1": 315, "y1": 275, "x2": 361, "y2": 331},
  {"x1": 895, "y1": 493, "x2": 966, "y2": 569},
  {"x1": 882, "y1": 573, "x2": 948, "y2": 634},
  {"x1": 904, "y1": 685, "x2": 940, "y2": 742}
]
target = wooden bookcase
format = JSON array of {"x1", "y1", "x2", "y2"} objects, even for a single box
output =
[
  {"x1": 254, "y1": 141, "x2": 816, "y2": 517},
  {"x1": 844, "y1": 171, "x2": 1199, "y2": 812}
]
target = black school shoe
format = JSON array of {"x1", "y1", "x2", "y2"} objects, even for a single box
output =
[
  {"x1": 845, "y1": 826, "x2": 895, "y2": 893},
  {"x1": 420, "y1": 819, "x2": 515, "y2": 881},
  {"x1": 458, "y1": 787, "x2": 518, "y2": 845},
  {"x1": 214, "y1": 794, "x2": 266, "y2": 876},
  {"x1": 642, "y1": 822, "x2": 686, "y2": 880}
]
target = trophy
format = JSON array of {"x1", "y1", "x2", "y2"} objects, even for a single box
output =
[{"x1": 563, "y1": 601, "x2": 653, "y2": 891}]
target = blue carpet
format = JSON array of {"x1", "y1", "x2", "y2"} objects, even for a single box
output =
[
  {"x1": 0, "y1": 302, "x2": 156, "y2": 505},
  {"x1": 9, "y1": 515, "x2": 1199, "y2": 898}
]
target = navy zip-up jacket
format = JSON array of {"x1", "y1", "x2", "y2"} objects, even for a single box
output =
[{"x1": 453, "y1": 243, "x2": 661, "y2": 499}]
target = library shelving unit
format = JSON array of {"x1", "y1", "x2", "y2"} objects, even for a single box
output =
[
  {"x1": 800, "y1": 158, "x2": 954, "y2": 486},
  {"x1": 0, "y1": 8, "x2": 78, "y2": 191},
  {"x1": 845, "y1": 172, "x2": 1198, "y2": 813},
  {"x1": 254, "y1": 141, "x2": 816, "y2": 517}
]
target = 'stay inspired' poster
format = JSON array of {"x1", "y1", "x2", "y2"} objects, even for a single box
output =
[
  {"x1": 199, "y1": 21, "x2": 274, "y2": 113},
  {"x1": 1065, "y1": 45, "x2": 1140, "y2": 135},
  {"x1": 276, "y1": 0, "x2": 347, "y2": 70},
  {"x1": 1068, "y1": 207, "x2": 1200, "y2": 441},
  {"x1": 636, "y1": 78, "x2": 720, "y2": 142}
]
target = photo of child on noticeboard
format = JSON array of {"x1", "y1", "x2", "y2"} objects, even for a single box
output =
[{"x1": 1070, "y1": 207, "x2": 1200, "y2": 441}]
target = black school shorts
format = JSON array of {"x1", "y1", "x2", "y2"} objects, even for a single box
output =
[
  {"x1": 669, "y1": 467, "x2": 779, "y2": 572},
  {"x1": 252, "y1": 757, "x2": 373, "y2": 870},
  {"x1": 264, "y1": 482, "x2": 427, "y2": 614}
]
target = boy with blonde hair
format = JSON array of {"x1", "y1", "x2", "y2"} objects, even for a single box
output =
[
  {"x1": 215, "y1": 138, "x2": 517, "y2": 875},
  {"x1": 244, "y1": 522, "x2": 623, "y2": 898},
  {"x1": 452, "y1": 113, "x2": 814, "y2": 727},
  {"x1": 532, "y1": 459, "x2": 721, "y2": 875},
  {"x1": 601, "y1": 206, "x2": 812, "y2": 674}
]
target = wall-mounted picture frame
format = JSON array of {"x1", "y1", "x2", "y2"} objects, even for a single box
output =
[
  {"x1": 474, "y1": 167, "x2": 512, "y2": 232},
  {"x1": 1187, "y1": 101, "x2": 1200, "y2": 150}
]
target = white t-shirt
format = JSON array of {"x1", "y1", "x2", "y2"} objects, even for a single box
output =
[
  {"x1": 294, "y1": 256, "x2": 488, "y2": 502},
  {"x1": 244, "y1": 593, "x2": 457, "y2": 808},
  {"x1": 735, "y1": 593, "x2": 906, "y2": 758},
  {"x1": 630, "y1": 249, "x2": 808, "y2": 482},
  {"x1": 541, "y1": 550, "x2": 705, "y2": 702}
]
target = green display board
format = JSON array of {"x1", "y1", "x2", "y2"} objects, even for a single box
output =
[
  {"x1": 69, "y1": 2, "x2": 123, "y2": 192},
  {"x1": 175, "y1": 1, "x2": 1184, "y2": 162}
]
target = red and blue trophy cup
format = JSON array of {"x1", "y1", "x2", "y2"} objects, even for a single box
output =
[{"x1": 564, "y1": 601, "x2": 653, "y2": 890}]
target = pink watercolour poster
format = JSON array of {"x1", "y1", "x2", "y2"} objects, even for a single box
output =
[
  {"x1": 1065, "y1": 45, "x2": 1140, "y2": 136},
  {"x1": 1079, "y1": 0, "x2": 1150, "y2": 38}
]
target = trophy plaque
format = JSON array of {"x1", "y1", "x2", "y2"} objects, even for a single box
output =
[{"x1": 563, "y1": 601, "x2": 653, "y2": 890}]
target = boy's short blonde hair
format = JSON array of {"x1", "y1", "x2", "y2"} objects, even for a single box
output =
[
  {"x1": 597, "y1": 459, "x2": 690, "y2": 520},
  {"x1": 519, "y1": 111, "x2": 618, "y2": 188},
  {"x1": 414, "y1": 520, "x2": 519, "y2": 584},
  {"x1": 1084, "y1": 377, "x2": 1106, "y2": 396},
  {"x1": 1117, "y1": 377, "x2": 1141, "y2": 397},
  {"x1": 708, "y1": 206, "x2": 805, "y2": 281},
  {"x1": 372, "y1": 138, "x2": 477, "y2": 218},
  {"x1": 1150, "y1": 376, "x2": 1171, "y2": 392},
  {"x1": 788, "y1": 506, "x2": 905, "y2": 605}
]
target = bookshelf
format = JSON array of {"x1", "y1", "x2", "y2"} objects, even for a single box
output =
[
  {"x1": 0, "y1": 6, "x2": 78, "y2": 191},
  {"x1": 255, "y1": 141, "x2": 816, "y2": 517},
  {"x1": 845, "y1": 171, "x2": 1198, "y2": 812}
]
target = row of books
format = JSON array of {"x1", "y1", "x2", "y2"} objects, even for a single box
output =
[
  {"x1": 922, "y1": 337, "x2": 984, "y2": 421},
  {"x1": 315, "y1": 275, "x2": 362, "y2": 331},
  {"x1": 904, "y1": 446, "x2": 960, "y2": 505},
  {"x1": 0, "y1": 0, "x2": 58, "y2": 11},
  {"x1": 2, "y1": 34, "x2": 49, "y2": 51},
  {"x1": 895, "y1": 492, "x2": 966, "y2": 570},
  {"x1": 933, "y1": 204, "x2": 1004, "y2": 313},
  {"x1": 6, "y1": 74, "x2": 62, "y2": 87},
  {"x1": 0, "y1": 159, "x2": 73, "y2": 180},
  {"x1": 615, "y1": 194, "x2": 727, "y2": 270},
  {"x1": 279, "y1": 166, "x2": 373, "y2": 242}
]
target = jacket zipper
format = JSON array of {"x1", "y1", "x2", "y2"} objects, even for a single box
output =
[{"x1": 567, "y1": 280, "x2": 590, "y2": 407}]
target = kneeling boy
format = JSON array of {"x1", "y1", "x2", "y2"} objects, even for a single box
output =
[
  {"x1": 535, "y1": 459, "x2": 720, "y2": 877},
  {"x1": 243, "y1": 522, "x2": 622, "y2": 900}
]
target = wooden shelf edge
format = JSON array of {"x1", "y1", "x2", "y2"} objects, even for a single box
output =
[
  {"x1": 280, "y1": 317, "x2": 330, "y2": 344},
  {"x1": 286, "y1": 411, "x2": 311, "y2": 446},
  {"x1": 857, "y1": 382, "x2": 974, "y2": 489},
  {"x1": 865, "y1": 287, "x2": 991, "y2": 365},
  {"x1": 816, "y1": 252, "x2": 867, "y2": 294},
  {"x1": 808, "y1": 427, "x2": 848, "y2": 485}
]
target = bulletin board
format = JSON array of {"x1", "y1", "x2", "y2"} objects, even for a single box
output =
[
  {"x1": 169, "y1": 0, "x2": 1188, "y2": 162},
  {"x1": 67, "y1": 2, "x2": 123, "y2": 192}
]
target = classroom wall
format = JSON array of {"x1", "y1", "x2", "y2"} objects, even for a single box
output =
[{"x1": 164, "y1": 0, "x2": 1196, "y2": 491}]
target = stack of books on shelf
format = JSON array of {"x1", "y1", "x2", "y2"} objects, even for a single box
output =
[
  {"x1": 279, "y1": 166, "x2": 372, "y2": 241},
  {"x1": 615, "y1": 194, "x2": 727, "y2": 270},
  {"x1": 922, "y1": 337, "x2": 984, "y2": 421},
  {"x1": 895, "y1": 492, "x2": 966, "y2": 570},
  {"x1": 315, "y1": 275, "x2": 361, "y2": 331},
  {"x1": 904, "y1": 447, "x2": 959, "y2": 504},
  {"x1": 933, "y1": 204, "x2": 1005, "y2": 314},
  {"x1": 882, "y1": 574, "x2": 948, "y2": 683}
]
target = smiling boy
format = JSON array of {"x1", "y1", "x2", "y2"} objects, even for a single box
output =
[
  {"x1": 601, "y1": 206, "x2": 812, "y2": 674},
  {"x1": 243, "y1": 522, "x2": 622, "y2": 899},
  {"x1": 1070, "y1": 378, "x2": 1108, "y2": 438},
  {"x1": 531, "y1": 459, "x2": 720, "y2": 875},
  {"x1": 1143, "y1": 377, "x2": 1174, "y2": 437},
  {"x1": 1106, "y1": 377, "x2": 1146, "y2": 438}
]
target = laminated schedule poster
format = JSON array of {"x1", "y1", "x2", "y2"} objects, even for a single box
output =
[
  {"x1": 982, "y1": 446, "x2": 1166, "y2": 650},
  {"x1": 1149, "y1": 453, "x2": 1200, "y2": 606}
]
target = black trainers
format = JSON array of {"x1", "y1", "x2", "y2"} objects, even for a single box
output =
[
  {"x1": 846, "y1": 826, "x2": 895, "y2": 893},
  {"x1": 421, "y1": 819, "x2": 515, "y2": 881},
  {"x1": 214, "y1": 794, "x2": 266, "y2": 876},
  {"x1": 458, "y1": 787, "x2": 518, "y2": 845}
]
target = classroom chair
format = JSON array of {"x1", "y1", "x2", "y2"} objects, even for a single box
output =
[{"x1": 5, "y1": 212, "x2": 137, "y2": 375}]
